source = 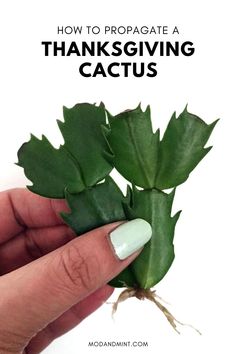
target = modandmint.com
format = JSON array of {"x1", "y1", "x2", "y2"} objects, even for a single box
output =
[{"x1": 88, "y1": 341, "x2": 148, "y2": 348}]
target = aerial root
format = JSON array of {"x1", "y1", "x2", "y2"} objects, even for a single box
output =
[{"x1": 111, "y1": 287, "x2": 201, "y2": 335}]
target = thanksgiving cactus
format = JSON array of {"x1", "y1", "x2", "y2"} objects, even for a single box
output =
[{"x1": 17, "y1": 102, "x2": 217, "y2": 332}]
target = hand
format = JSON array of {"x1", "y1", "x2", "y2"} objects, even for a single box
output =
[{"x1": 0, "y1": 189, "x2": 151, "y2": 353}]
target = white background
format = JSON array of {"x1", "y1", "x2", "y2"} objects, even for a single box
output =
[{"x1": 0, "y1": 0, "x2": 236, "y2": 353}]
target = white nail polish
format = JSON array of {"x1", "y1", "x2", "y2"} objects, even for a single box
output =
[{"x1": 109, "y1": 219, "x2": 152, "y2": 260}]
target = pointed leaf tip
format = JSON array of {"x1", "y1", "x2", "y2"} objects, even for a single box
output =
[
  {"x1": 145, "y1": 104, "x2": 151, "y2": 115},
  {"x1": 62, "y1": 105, "x2": 68, "y2": 112},
  {"x1": 184, "y1": 104, "x2": 188, "y2": 113},
  {"x1": 209, "y1": 118, "x2": 219, "y2": 130}
]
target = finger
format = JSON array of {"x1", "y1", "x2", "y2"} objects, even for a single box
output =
[
  {"x1": 0, "y1": 188, "x2": 69, "y2": 244},
  {"x1": 0, "y1": 225, "x2": 75, "y2": 275},
  {"x1": 26, "y1": 285, "x2": 113, "y2": 354},
  {"x1": 0, "y1": 219, "x2": 151, "y2": 347}
]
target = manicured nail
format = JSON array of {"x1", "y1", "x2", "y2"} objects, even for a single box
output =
[{"x1": 109, "y1": 219, "x2": 152, "y2": 260}]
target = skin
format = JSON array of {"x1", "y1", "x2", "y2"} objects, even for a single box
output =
[{"x1": 0, "y1": 188, "x2": 140, "y2": 354}]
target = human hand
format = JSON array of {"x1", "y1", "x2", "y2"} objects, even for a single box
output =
[{"x1": 0, "y1": 189, "x2": 151, "y2": 353}]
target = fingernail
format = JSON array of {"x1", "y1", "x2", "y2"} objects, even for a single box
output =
[{"x1": 109, "y1": 219, "x2": 152, "y2": 260}]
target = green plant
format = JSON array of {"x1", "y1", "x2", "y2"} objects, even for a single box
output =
[{"x1": 17, "y1": 102, "x2": 217, "y2": 332}]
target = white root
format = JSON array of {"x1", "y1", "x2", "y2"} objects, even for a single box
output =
[{"x1": 111, "y1": 288, "x2": 201, "y2": 335}]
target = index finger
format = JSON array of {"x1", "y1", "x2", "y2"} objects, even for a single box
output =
[{"x1": 0, "y1": 188, "x2": 69, "y2": 244}]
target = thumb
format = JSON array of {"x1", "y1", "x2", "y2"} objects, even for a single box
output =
[{"x1": 0, "y1": 219, "x2": 151, "y2": 342}]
